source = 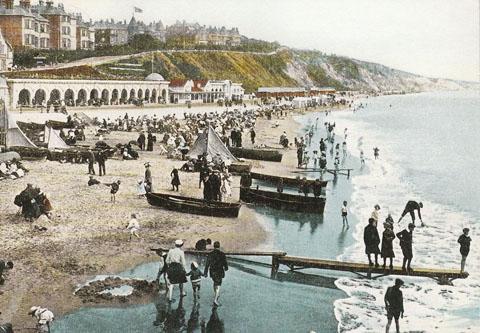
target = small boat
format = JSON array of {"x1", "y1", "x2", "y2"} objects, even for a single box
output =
[
  {"x1": 228, "y1": 162, "x2": 252, "y2": 174},
  {"x1": 229, "y1": 147, "x2": 283, "y2": 162},
  {"x1": 250, "y1": 172, "x2": 328, "y2": 188},
  {"x1": 146, "y1": 193, "x2": 241, "y2": 218},
  {"x1": 240, "y1": 187, "x2": 325, "y2": 214}
]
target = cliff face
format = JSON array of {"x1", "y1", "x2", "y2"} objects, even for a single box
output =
[
  {"x1": 98, "y1": 49, "x2": 476, "y2": 93},
  {"x1": 10, "y1": 48, "x2": 474, "y2": 93}
]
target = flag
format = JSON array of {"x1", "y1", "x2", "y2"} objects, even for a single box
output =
[{"x1": 134, "y1": 6, "x2": 143, "y2": 13}]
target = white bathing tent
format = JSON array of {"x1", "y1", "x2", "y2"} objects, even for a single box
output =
[{"x1": 188, "y1": 125, "x2": 237, "y2": 163}]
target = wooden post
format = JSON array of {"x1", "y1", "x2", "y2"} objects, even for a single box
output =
[
  {"x1": 271, "y1": 255, "x2": 280, "y2": 279},
  {"x1": 347, "y1": 169, "x2": 351, "y2": 179}
]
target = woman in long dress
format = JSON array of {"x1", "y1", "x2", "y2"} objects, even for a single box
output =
[
  {"x1": 220, "y1": 172, "x2": 232, "y2": 201},
  {"x1": 165, "y1": 240, "x2": 188, "y2": 301}
]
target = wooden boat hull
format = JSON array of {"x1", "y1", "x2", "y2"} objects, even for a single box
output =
[
  {"x1": 228, "y1": 162, "x2": 252, "y2": 174},
  {"x1": 229, "y1": 147, "x2": 283, "y2": 162},
  {"x1": 250, "y1": 172, "x2": 327, "y2": 188},
  {"x1": 240, "y1": 187, "x2": 325, "y2": 214},
  {"x1": 146, "y1": 193, "x2": 241, "y2": 218}
]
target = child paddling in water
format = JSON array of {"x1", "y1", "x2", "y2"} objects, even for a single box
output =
[{"x1": 187, "y1": 261, "x2": 203, "y2": 299}]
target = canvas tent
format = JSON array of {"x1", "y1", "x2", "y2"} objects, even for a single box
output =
[
  {"x1": 0, "y1": 104, "x2": 38, "y2": 149},
  {"x1": 44, "y1": 125, "x2": 69, "y2": 150},
  {"x1": 188, "y1": 125, "x2": 237, "y2": 163}
]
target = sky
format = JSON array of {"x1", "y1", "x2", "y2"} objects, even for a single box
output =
[{"x1": 59, "y1": 0, "x2": 479, "y2": 82}]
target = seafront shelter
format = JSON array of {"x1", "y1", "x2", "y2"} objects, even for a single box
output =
[
  {"x1": 256, "y1": 87, "x2": 306, "y2": 99},
  {"x1": 6, "y1": 73, "x2": 170, "y2": 110}
]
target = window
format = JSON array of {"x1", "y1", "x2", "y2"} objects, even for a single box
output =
[
  {"x1": 24, "y1": 20, "x2": 29, "y2": 29},
  {"x1": 40, "y1": 24, "x2": 46, "y2": 33},
  {"x1": 34, "y1": 23, "x2": 39, "y2": 32}
]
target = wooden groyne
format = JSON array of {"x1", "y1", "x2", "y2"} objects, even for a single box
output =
[{"x1": 151, "y1": 248, "x2": 468, "y2": 285}]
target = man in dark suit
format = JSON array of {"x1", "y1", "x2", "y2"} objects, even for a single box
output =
[{"x1": 204, "y1": 241, "x2": 228, "y2": 306}]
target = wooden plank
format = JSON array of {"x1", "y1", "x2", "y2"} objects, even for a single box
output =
[
  {"x1": 150, "y1": 248, "x2": 287, "y2": 257},
  {"x1": 278, "y1": 256, "x2": 467, "y2": 279}
]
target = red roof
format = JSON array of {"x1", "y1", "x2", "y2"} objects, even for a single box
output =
[
  {"x1": 169, "y1": 79, "x2": 188, "y2": 87},
  {"x1": 192, "y1": 80, "x2": 209, "y2": 92}
]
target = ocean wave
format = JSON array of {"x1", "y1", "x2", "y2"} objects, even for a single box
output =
[{"x1": 331, "y1": 110, "x2": 480, "y2": 333}]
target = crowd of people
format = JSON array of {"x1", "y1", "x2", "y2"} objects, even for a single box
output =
[
  {"x1": 0, "y1": 159, "x2": 28, "y2": 181},
  {"x1": 13, "y1": 184, "x2": 52, "y2": 222}
]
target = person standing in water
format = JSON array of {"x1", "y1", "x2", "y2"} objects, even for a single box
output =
[
  {"x1": 384, "y1": 278, "x2": 405, "y2": 333},
  {"x1": 341, "y1": 201, "x2": 349, "y2": 227},
  {"x1": 204, "y1": 241, "x2": 228, "y2": 307},
  {"x1": 397, "y1": 223, "x2": 415, "y2": 272},
  {"x1": 360, "y1": 150, "x2": 365, "y2": 166},
  {"x1": 398, "y1": 201, "x2": 423, "y2": 225},
  {"x1": 458, "y1": 228, "x2": 471, "y2": 274},
  {"x1": 381, "y1": 223, "x2": 396, "y2": 270},
  {"x1": 364, "y1": 218, "x2": 381, "y2": 267}
]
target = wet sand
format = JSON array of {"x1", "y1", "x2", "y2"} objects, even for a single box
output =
[{"x1": 0, "y1": 104, "x2": 336, "y2": 327}]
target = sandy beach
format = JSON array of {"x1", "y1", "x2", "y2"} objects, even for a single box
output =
[{"x1": 0, "y1": 103, "x2": 332, "y2": 327}]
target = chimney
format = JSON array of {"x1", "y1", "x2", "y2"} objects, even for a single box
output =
[
  {"x1": 5, "y1": 0, "x2": 13, "y2": 10},
  {"x1": 20, "y1": 0, "x2": 31, "y2": 9}
]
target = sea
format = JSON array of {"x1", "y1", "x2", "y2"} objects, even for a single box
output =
[{"x1": 51, "y1": 90, "x2": 480, "y2": 332}]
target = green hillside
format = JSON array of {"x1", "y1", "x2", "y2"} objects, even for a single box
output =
[{"x1": 97, "y1": 51, "x2": 297, "y2": 93}]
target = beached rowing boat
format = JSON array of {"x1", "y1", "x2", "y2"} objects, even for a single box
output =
[
  {"x1": 229, "y1": 147, "x2": 283, "y2": 162},
  {"x1": 146, "y1": 192, "x2": 241, "y2": 218},
  {"x1": 228, "y1": 162, "x2": 252, "y2": 174},
  {"x1": 250, "y1": 172, "x2": 328, "y2": 188},
  {"x1": 240, "y1": 187, "x2": 325, "y2": 214}
]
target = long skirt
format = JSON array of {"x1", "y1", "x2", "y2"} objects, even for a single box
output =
[{"x1": 166, "y1": 262, "x2": 187, "y2": 284}]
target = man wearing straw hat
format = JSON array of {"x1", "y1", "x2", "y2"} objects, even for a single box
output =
[{"x1": 165, "y1": 239, "x2": 188, "y2": 302}]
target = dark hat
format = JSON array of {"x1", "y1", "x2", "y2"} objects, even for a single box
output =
[
  {"x1": 408, "y1": 223, "x2": 415, "y2": 229},
  {"x1": 395, "y1": 278, "x2": 404, "y2": 286}
]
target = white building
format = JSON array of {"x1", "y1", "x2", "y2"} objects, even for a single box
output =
[
  {"x1": 169, "y1": 79, "x2": 244, "y2": 104},
  {"x1": 0, "y1": 28, "x2": 13, "y2": 71}
]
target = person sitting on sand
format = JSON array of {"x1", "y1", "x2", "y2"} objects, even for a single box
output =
[
  {"x1": 384, "y1": 278, "x2": 404, "y2": 333},
  {"x1": 88, "y1": 175, "x2": 100, "y2": 186},
  {"x1": 195, "y1": 238, "x2": 212, "y2": 251}
]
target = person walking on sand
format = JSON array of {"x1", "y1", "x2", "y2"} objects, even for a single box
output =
[
  {"x1": 397, "y1": 223, "x2": 415, "y2": 272},
  {"x1": 384, "y1": 278, "x2": 404, "y2": 333},
  {"x1": 126, "y1": 213, "x2": 140, "y2": 241},
  {"x1": 171, "y1": 168, "x2": 180, "y2": 192},
  {"x1": 360, "y1": 150, "x2": 365, "y2": 166},
  {"x1": 166, "y1": 240, "x2": 188, "y2": 302},
  {"x1": 381, "y1": 223, "x2": 396, "y2": 270},
  {"x1": 342, "y1": 141, "x2": 347, "y2": 158},
  {"x1": 105, "y1": 180, "x2": 121, "y2": 203},
  {"x1": 97, "y1": 150, "x2": 106, "y2": 176},
  {"x1": 341, "y1": 201, "x2": 349, "y2": 227},
  {"x1": 144, "y1": 162, "x2": 153, "y2": 193},
  {"x1": 458, "y1": 228, "x2": 471, "y2": 273},
  {"x1": 87, "y1": 149, "x2": 95, "y2": 175},
  {"x1": 250, "y1": 128, "x2": 256, "y2": 145},
  {"x1": 364, "y1": 218, "x2": 381, "y2": 267},
  {"x1": 204, "y1": 241, "x2": 228, "y2": 307},
  {"x1": 398, "y1": 201, "x2": 423, "y2": 226},
  {"x1": 374, "y1": 147, "x2": 380, "y2": 160}
]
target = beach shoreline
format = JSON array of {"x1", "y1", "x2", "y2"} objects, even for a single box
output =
[{"x1": 0, "y1": 102, "x2": 345, "y2": 327}]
